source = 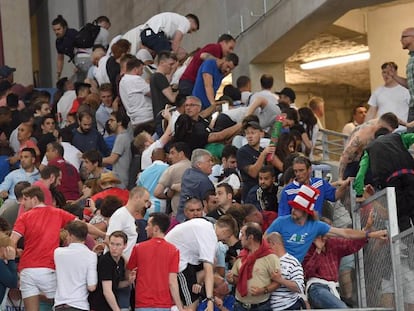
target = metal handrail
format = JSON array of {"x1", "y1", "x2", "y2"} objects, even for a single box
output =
[{"x1": 314, "y1": 128, "x2": 349, "y2": 161}]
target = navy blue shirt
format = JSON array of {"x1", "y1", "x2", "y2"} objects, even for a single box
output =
[
  {"x1": 72, "y1": 128, "x2": 110, "y2": 156},
  {"x1": 237, "y1": 144, "x2": 263, "y2": 201},
  {"x1": 176, "y1": 167, "x2": 214, "y2": 223},
  {"x1": 55, "y1": 28, "x2": 78, "y2": 59}
]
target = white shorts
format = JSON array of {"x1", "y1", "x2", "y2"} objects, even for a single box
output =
[{"x1": 20, "y1": 268, "x2": 56, "y2": 299}]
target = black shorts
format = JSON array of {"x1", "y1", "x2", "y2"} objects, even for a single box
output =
[{"x1": 177, "y1": 263, "x2": 203, "y2": 306}]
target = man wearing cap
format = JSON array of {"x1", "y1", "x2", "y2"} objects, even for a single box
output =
[
  {"x1": 0, "y1": 65, "x2": 33, "y2": 101},
  {"x1": 91, "y1": 172, "x2": 129, "y2": 205},
  {"x1": 237, "y1": 121, "x2": 275, "y2": 201},
  {"x1": 277, "y1": 87, "x2": 297, "y2": 110},
  {"x1": 266, "y1": 184, "x2": 388, "y2": 262},
  {"x1": 278, "y1": 156, "x2": 350, "y2": 217}
]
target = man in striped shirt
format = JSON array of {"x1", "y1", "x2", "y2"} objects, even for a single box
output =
[{"x1": 266, "y1": 232, "x2": 306, "y2": 310}]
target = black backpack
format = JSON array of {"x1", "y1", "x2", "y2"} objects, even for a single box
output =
[{"x1": 74, "y1": 22, "x2": 101, "y2": 48}]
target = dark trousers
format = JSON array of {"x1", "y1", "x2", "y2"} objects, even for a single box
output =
[{"x1": 140, "y1": 28, "x2": 171, "y2": 54}]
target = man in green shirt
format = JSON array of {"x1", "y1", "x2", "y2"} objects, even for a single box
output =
[{"x1": 354, "y1": 128, "x2": 414, "y2": 233}]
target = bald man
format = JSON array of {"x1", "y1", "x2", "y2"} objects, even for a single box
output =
[{"x1": 387, "y1": 27, "x2": 414, "y2": 130}]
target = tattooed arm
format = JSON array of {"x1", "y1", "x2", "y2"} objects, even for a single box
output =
[{"x1": 339, "y1": 133, "x2": 365, "y2": 179}]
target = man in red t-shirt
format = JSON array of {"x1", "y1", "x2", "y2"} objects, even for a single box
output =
[
  {"x1": 10, "y1": 186, "x2": 76, "y2": 311},
  {"x1": 178, "y1": 34, "x2": 236, "y2": 97},
  {"x1": 32, "y1": 165, "x2": 61, "y2": 206},
  {"x1": 127, "y1": 212, "x2": 184, "y2": 311},
  {"x1": 45, "y1": 141, "x2": 81, "y2": 201}
]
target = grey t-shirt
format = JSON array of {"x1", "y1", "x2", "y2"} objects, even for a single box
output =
[
  {"x1": 112, "y1": 130, "x2": 133, "y2": 187},
  {"x1": 222, "y1": 103, "x2": 280, "y2": 131}
]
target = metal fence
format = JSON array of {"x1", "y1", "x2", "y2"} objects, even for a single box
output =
[
  {"x1": 315, "y1": 128, "x2": 349, "y2": 161},
  {"x1": 351, "y1": 187, "x2": 414, "y2": 310}
]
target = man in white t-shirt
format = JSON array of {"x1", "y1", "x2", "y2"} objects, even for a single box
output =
[
  {"x1": 106, "y1": 186, "x2": 151, "y2": 260},
  {"x1": 54, "y1": 221, "x2": 97, "y2": 311},
  {"x1": 133, "y1": 109, "x2": 173, "y2": 170},
  {"x1": 119, "y1": 57, "x2": 153, "y2": 127},
  {"x1": 140, "y1": 12, "x2": 199, "y2": 54},
  {"x1": 366, "y1": 61, "x2": 410, "y2": 131},
  {"x1": 165, "y1": 216, "x2": 237, "y2": 311},
  {"x1": 56, "y1": 78, "x2": 76, "y2": 128},
  {"x1": 342, "y1": 105, "x2": 367, "y2": 136}
]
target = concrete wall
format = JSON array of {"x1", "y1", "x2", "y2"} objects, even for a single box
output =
[
  {"x1": 0, "y1": 0, "x2": 33, "y2": 85},
  {"x1": 366, "y1": 1, "x2": 414, "y2": 90}
]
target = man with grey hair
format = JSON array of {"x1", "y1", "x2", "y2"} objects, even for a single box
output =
[
  {"x1": 176, "y1": 148, "x2": 215, "y2": 222},
  {"x1": 174, "y1": 95, "x2": 242, "y2": 152}
]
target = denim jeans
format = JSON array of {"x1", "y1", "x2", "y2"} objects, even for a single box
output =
[
  {"x1": 234, "y1": 299, "x2": 270, "y2": 311},
  {"x1": 308, "y1": 283, "x2": 348, "y2": 309},
  {"x1": 117, "y1": 285, "x2": 131, "y2": 309}
]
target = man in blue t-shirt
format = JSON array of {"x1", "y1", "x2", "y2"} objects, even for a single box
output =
[
  {"x1": 266, "y1": 184, "x2": 388, "y2": 262},
  {"x1": 192, "y1": 53, "x2": 239, "y2": 118},
  {"x1": 278, "y1": 155, "x2": 351, "y2": 217}
]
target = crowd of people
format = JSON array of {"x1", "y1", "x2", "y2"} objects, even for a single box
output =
[{"x1": 1, "y1": 10, "x2": 414, "y2": 311}]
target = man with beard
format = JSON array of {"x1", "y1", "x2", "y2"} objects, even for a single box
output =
[
  {"x1": 276, "y1": 87, "x2": 297, "y2": 110},
  {"x1": 45, "y1": 142, "x2": 81, "y2": 201},
  {"x1": 52, "y1": 15, "x2": 77, "y2": 80},
  {"x1": 192, "y1": 53, "x2": 239, "y2": 118},
  {"x1": 72, "y1": 111, "x2": 109, "y2": 156},
  {"x1": 33, "y1": 165, "x2": 62, "y2": 206},
  {"x1": 245, "y1": 165, "x2": 278, "y2": 212}
]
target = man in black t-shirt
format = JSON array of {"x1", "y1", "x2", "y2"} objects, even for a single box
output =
[
  {"x1": 150, "y1": 51, "x2": 178, "y2": 118},
  {"x1": 237, "y1": 121, "x2": 275, "y2": 201},
  {"x1": 174, "y1": 96, "x2": 242, "y2": 152},
  {"x1": 89, "y1": 231, "x2": 136, "y2": 311}
]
